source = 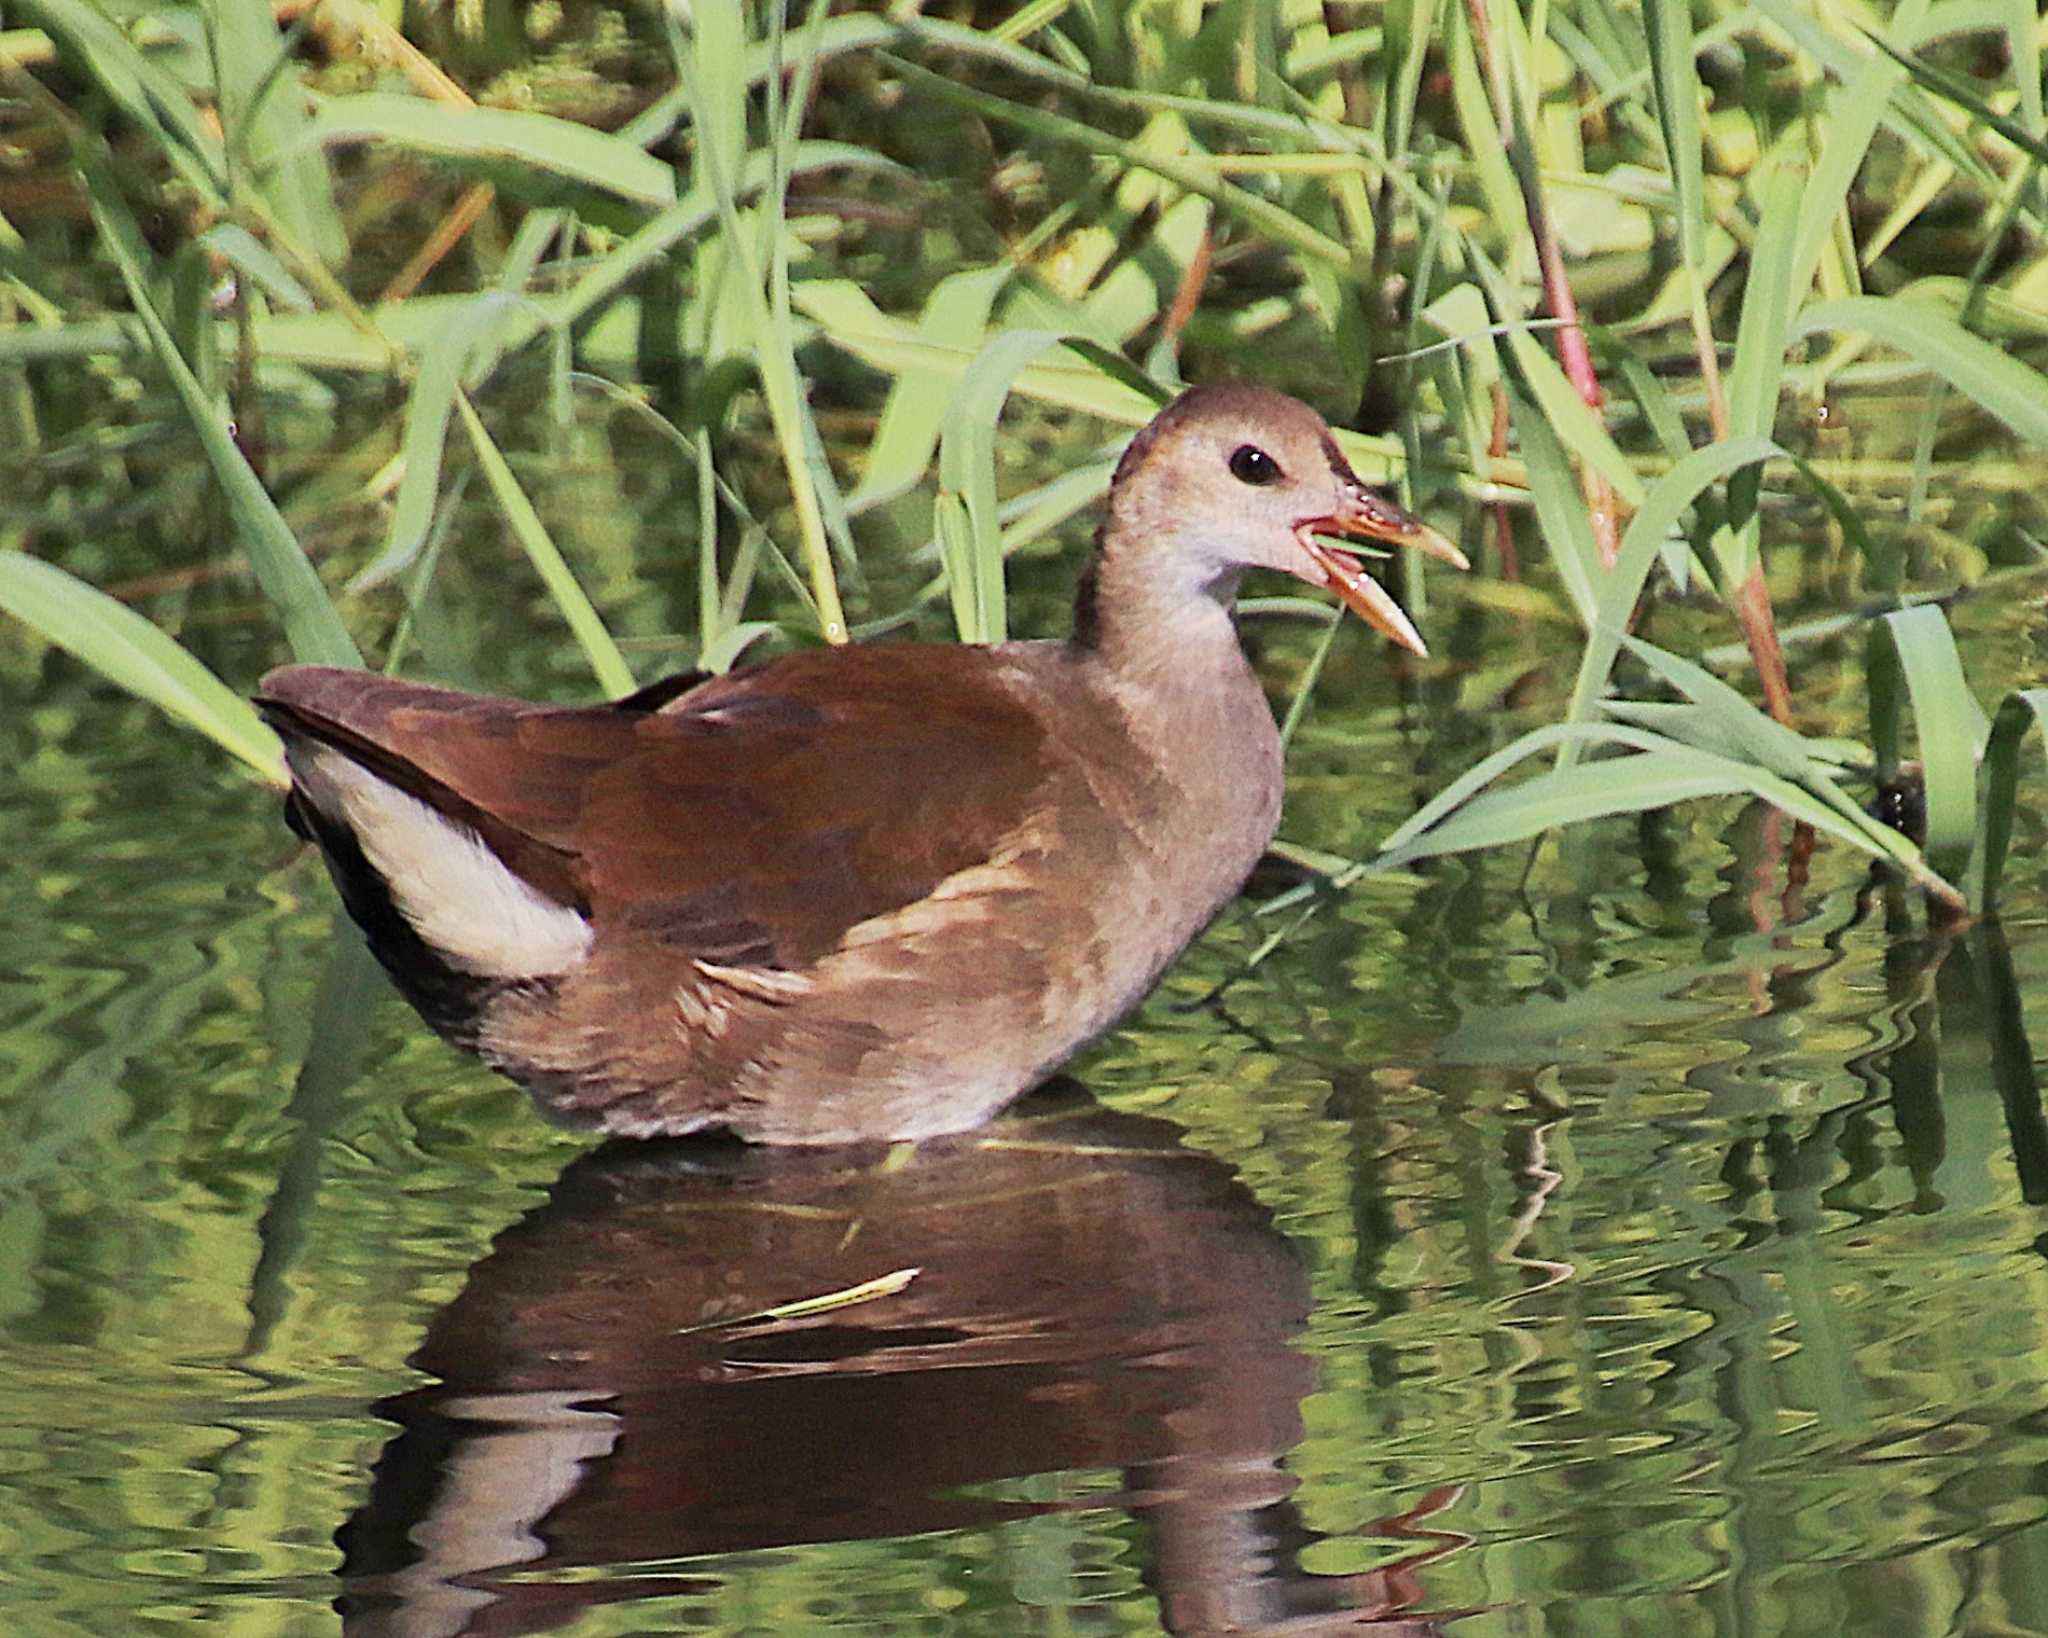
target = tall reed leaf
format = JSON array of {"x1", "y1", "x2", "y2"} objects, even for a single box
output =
[
  {"x1": 849, "y1": 266, "x2": 1008, "y2": 514},
  {"x1": 937, "y1": 333, "x2": 1166, "y2": 643},
  {"x1": 1863, "y1": 28, "x2": 2048, "y2": 174},
  {"x1": 1869, "y1": 604, "x2": 1987, "y2": 877},
  {"x1": 1378, "y1": 692, "x2": 1950, "y2": 897},
  {"x1": 84, "y1": 155, "x2": 358, "y2": 667},
  {"x1": 288, "y1": 94, "x2": 677, "y2": 212},
  {"x1": 454, "y1": 393, "x2": 633, "y2": 698},
  {"x1": 1382, "y1": 720, "x2": 1710, "y2": 855},
  {"x1": 1380, "y1": 746, "x2": 1758, "y2": 863},
  {"x1": 1790, "y1": 53, "x2": 1897, "y2": 298},
  {"x1": 1642, "y1": 0, "x2": 1707, "y2": 275},
  {"x1": 676, "y1": 9, "x2": 846, "y2": 642},
  {"x1": 1444, "y1": 0, "x2": 1526, "y2": 249},
  {"x1": 195, "y1": 223, "x2": 313, "y2": 312},
  {"x1": 1749, "y1": 0, "x2": 1996, "y2": 187},
  {"x1": 354, "y1": 291, "x2": 537, "y2": 590},
  {"x1": 1566, "y1": 435, "x2": 1781, "y2": 732},
  {"x1": 1472, "y1": 250, "x2": 1642, "y2": 502},
  {"x1": 1620, "y1": 634, "x2": 1845, "y2": 783},
  {"x1": 1718, "y1": 161, "x2": 1805, "y2": 584},
  {"x1": 1798, "y1": 297, "x2": 2048, "y2": 445},
  {"x1": 1616, "y1": 634, "x2": 1963, "y2": 902},
  {"x1": 0, "y1": 554, "x2": 283, "y2": 783},
  {"x1": 212, "y1": 0, "x2": 344, "y2": 265},
  {"x1": 1978, "y1": 690, "x2": 2048, "y2": 909},
  {"x1": 1504, "y1": 383, "x2": 1603, "y2": 627}
]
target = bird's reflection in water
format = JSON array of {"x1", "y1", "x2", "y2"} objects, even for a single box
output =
[{"x1": 337, "y1": 1089, "x2": 1473, "y2": 1637}]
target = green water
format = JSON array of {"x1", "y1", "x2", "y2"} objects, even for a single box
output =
[{"x1": 7, "y1": 435, "x2": 2048, "y2": 1635}]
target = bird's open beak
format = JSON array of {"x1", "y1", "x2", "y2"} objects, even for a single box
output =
[{"x1": 1297, "y1": 480, "x2": 1468, "y2": 657}]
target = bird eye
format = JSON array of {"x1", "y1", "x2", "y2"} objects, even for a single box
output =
[{"x1": 1228, "y1": 444, "x2": 1283, "y2": 486}]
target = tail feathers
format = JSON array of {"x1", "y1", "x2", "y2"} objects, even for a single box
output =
[
  {"x1": 281, "y1": 778, "x2": 502, "y2": 1045},
  {"x1": 278, "y1": 740, "x2": 594, "y2": 1036},
  {"x1": 256, "y1": 678, "x2": 587, "y2": 913}
]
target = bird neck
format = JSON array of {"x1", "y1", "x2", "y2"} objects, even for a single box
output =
[
  {"x1": 1071, "y1": 529, "x2": 1244, "y2": 679},
  {"x1": 1066, "y1": 532, "x2": 1279, "y2": 773},
  {"x1": 1058, "y1": 530, "x2": 1286, "y2": 916}
]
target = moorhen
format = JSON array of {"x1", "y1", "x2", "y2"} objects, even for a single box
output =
[{"x1": 259, "y1": 383, "x2": 1463, "y2": 1142}]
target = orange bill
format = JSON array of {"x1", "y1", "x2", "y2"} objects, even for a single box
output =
[{"x1": 1298, "y1": 481, "x2": 1468, "y2": 656}]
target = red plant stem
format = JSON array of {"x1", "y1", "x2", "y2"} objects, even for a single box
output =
[
  {"x1": 1160, "y1": 223, "x2": 1213, "y2": 356},
  {"x1": 1464, "y1": 0, "x2": 1620, "y2": 566},
  {"x1": 1733, "y1": 561, "x2": 1794, "y2": 726}
]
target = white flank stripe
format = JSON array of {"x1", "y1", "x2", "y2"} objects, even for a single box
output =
[{"x1": 291, "y1": 747, "x2": 592, "y2": 979}]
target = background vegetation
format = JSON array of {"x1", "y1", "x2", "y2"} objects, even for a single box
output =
[
  {"x1": 1, "y1": 0, "x2": 2045, "y2": 917},
  {"x1": 5, "y1": 7, "x2": 2048, "y2": 1631}
]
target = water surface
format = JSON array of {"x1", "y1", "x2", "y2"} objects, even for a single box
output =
[{"x1": 6, "y1": 471, "x2": 2048, "y2": 1636}]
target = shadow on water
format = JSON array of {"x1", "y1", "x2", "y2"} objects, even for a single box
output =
[
  {"x1": 165, "y1": 786, "x2": 2048, "y2": 1634},
  {"x1": 308, "y1": 831, "x2": 2048, "y2": 1636},
  {"x1": 333, "y1": 1091, "x2": 1477, "y2": 1637}
]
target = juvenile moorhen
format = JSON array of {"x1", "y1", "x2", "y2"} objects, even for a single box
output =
[{"x1": 258, "y1": 383, "x2": 1464, "y2": 1142}]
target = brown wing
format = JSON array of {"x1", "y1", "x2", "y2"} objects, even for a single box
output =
[{"x1": 257, "y1": 644, "x2": 1067, "y2": 972}]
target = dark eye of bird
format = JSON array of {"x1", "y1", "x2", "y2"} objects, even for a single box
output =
[{"x1": 1228, "y1": 444, "x2": 1282, "y2": 486}]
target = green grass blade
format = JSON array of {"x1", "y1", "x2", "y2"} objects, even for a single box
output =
[
  {"x1": 1602, "y1": 700, "x2": 1756, "y2": 761},
  {"x1": 353, "y1": 290, "x2": 535, "y2": 590},
  {"x1": 84, "y1": 154, "x2": 358, "y2": 667},
  {"x1": 1601, "y1": 338, "x2": 1695, "y2": 463},
  {"x1": 540, "y1": 142, "x2": 898, "y2": 345},
  {"x1": 1863, "y1": 26, "x2": 2048, "y2": 173},
  {"x1": 195, "y1": 223, "x2": 313, "y2": 311},
  {"x1": 1726, "y1": 160, "x2": 1806, "y2": 445},
  {"x1": 991, "y1": 457, "x2": 1121, "y2": 559},
  {"x1": 932, "y1": 492, "x2": 982, "y2": 645},
  {"x1": 17, "y1": 0, "x2": 226, "y2": 203},
  {"x1": 1783, "y1": 448, "x2": 1899, "y2": 591},
  {"x1": 454, "y1": 391, "x2": 633, "y2": 697},
  {"x1": 905, "y1": 454, "x2": 1126, "y2": 618},
  {"x1": 936, "y1": 331, "x2": 1162, "y2": 644},
  {"x1": 1565, "y1": 434, "x2": 1781, "y2": 731},
  {"x1": 1642, "y1": 0, "x2": 1706, "y2": 273},
  {"x1": 675, "y1": 11, "x2": 847, "y2": 644},
  {"x1": 1383, "y1": 746, "x2": 1756, "y2": 864},
  {"x1": 1748, "y1": 0, "x2": 1997, "y2": 189},
  {"x1": 1620, "y1": 632, "x2": 1832, "y2": 781},
  {"x1": 1789, "y1": 51, "x2": 1897, "y2": 299},
  {"x1": 1869, "y1": 604, "x2": 1988, "y2": 877},
  {"x1": 1381, "y1": 719, "x2": 1693, "y2": 853},
  {"x1": 699, "y1": 619, "x2": 784, "y2": 675},
  {"x1": 1445, "y1": 0, "x2": 1529, "y2": 258},
  {"x1": 1474, "y1": 248, "x2": 1643, "y2": 503},
  {"x1": 1717, "y1": 159, "x2": 1806, "y2": 584},
  {"x1": 1618, "y1": 631, "x2": 1961, "y2": 899},
  {"x1": 1384, "y1": 716, "x2": 1943, "y2": 886},
  {"x1": 286, "y1": 93, "x2": 678, "y2": 212},
  {"x1": 688, "y1": 0, "x2": 746, "y2": 195},
  {"x1": 2000, "y1": 0, "x2": 2044, "y2": 139},
  {"x1": 769, "y1": 2, "x2": 860, "y2": 585},
  {"x1": 212, "y1": 0, "x2": 344, "y2": 265},
  {"x1": 1504, "y1": 382, "x2": 1602, "y2": 627},
  {"x1": 1798, "y1": 296, "x2": 2048, "y2": 445},
  {"x1": 848, "y1": 265, "x2": 1008, "y2": 513},
  {"x1": 1977, "y1": 688, "x2": 2048, "y2": 909},
  {"x1": 0, "y1": 553, "x2": 284, "y2": 782}
]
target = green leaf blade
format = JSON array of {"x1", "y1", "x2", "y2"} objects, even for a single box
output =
[
  {"x1": 1978, "y1": 689, "x2": 2048, "y2": 909},
  {"x1": 0, "y1": 554, "x2": 284, "y2": 782}
]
